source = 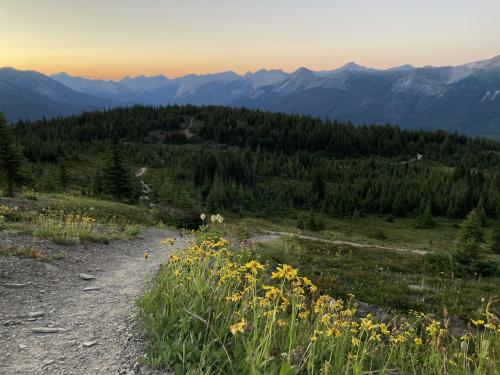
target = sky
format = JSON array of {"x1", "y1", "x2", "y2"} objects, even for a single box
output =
[{"x1": 0, "y1": 0, "x2": 499, "y2": 80}]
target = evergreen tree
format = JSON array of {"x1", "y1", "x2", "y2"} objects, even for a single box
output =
[
  {"x1": 103, "y1": 143, "x2": 139, "y2": 202},
  {"x1": 58, "y1": 160, "x2": 70, "y2": 190},
  {"x1": 452, "y1": 208, "x2": 497, "y2": 276},
  {"x1": 491, "y1": 219, "x2": 500, "y2": 254},
  {"x1": 311, "y1": 171, "x2": 325, "y2": 204},
  {"x1": 0, "y1": 114, "x2": 30, "y2": 196},
  {"x1": 415, "y1": 201, "x2": 435, "y2": 229}
]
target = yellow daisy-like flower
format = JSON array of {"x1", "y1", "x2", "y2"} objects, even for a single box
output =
[
  {"x1": 226, "y1": 292, "x2": 244, "y2": 302},
  {"x1": 271, "y1": 264, "x2": 298, "y2": 280},
  {"x1": 245, "y1": 273, "x2": 257, "y2": 283},
  {"x1": 298, "y1": 311, "x2": 310, "y2": 320},
  {"x1": 229, "y1": 318, "x2": 247, "y2": 335},
  {"x1": 262, "y1": 285, "x2": 281, "y2": 300},
  {"x1": 484, "y1": 323, "x2": 496, "y2": 330},
  {"x1": 414, "y1": 337, "x2": 423, "y2": 346},
  {"x1": 379, "y1": 323, "x2": 390, "y2": 336},
  {"x1": 160, "y1": 237, "x2": 176, "y2": 245},
  {"x1": 244, "y1": 260, "x2": 265, "y2": 273},
  {"x1": 351, "y1": 337, "x2": 361, "y2": 346},
  {"x1": 327, "y1": 327, "x2": 341, "y2": 337},
  {"x1": 170, "y1": 255, "x2": 181, "y2": 262},
  {"x1": 361, "y1": 317, "x2": 375, "y2": 331}
]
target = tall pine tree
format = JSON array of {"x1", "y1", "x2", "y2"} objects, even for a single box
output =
[
  {"x1": 103, "y1": 142, "x2": 139, "y2": 202},
  {"x1": 0, "y1": 114, "x2": 30, "y2": 196},
  {"x1": 491, "y1": 218, "x2": 500, "y2": 254}
]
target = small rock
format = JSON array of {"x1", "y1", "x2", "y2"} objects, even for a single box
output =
[
  {"x1": 3, "y1": 283, "x2": 27, "y2": 288},
  {"x1": 83, "y1": 287, "x2": 101, "y2": 292},
  {"x1": 43, "y1": 359, "x2": 55, "y2": 366},
  {"x1": 18, "y1": 343, "x2": 27, "y2": 349},
  {"x1": 4, "y1": 320, "x2": 20, "y2": 326},
  {"x1": 32, "y1": 327, "x2": 66, "y2": 333},
  {"x1": 82, "y1": 340, "x2": 98, "y2": 347},
  {"x1": 45, "y1": 263, "x2": 59, "y2": 272},
  {"x1": 28, "y1": 311, "x2": 45, "y2": 318},
  {"x1": 79, "y1": 273, "x2": 96, "y2": 280}
]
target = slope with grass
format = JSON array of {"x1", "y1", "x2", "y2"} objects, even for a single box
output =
[{"x1": 139, "y1": 225, "x2": 500, "y2": 374}]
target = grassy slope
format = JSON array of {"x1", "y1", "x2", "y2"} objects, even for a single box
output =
[{"x1": 233, "y1": 213, "x2": 500, "y2": 319}]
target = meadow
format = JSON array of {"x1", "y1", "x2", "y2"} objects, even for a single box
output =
[
  {"x1": 0, "y1": 192, "x2": 153, "y2": 245},
  {"x1": 139, "y1": 223, "x2": 500, "y2": 374}
]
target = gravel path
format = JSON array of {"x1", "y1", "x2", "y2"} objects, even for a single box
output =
[
  {"x1": 249, "y1": 230, "x2": 428, "y2": 255},
  {"x1": 0, "y1": 228, "x2": 185, "y2": 375}
]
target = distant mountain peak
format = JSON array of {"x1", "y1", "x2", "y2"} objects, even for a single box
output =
[
  {"x1": 340, "y1": 61, "x2": 361, "y2": 69},
  {"x1": 338, "y1": 61, "x2": 372, "y2": 72},
  {"x1": 386, "y1": 64, "x2": 415, "y2": 72},
  {"x1": 463, "y1": 54, "x2": 500, "y2": 70}
]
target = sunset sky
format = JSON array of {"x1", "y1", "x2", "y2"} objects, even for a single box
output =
[{"x1": 1, "y1": 0, "x2": 499, "y2": 79}]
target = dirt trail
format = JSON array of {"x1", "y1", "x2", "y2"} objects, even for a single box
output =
[
  {"x1": 0, "y1": 228, "x2": 185, "y2": 375},
  {"x1": 250, "y1": 230, "x2": 428, "y2": 255}
]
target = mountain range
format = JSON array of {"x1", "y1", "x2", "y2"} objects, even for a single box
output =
[{"x1": 1, "y1": 55, "x2": 499, "y2": 137}]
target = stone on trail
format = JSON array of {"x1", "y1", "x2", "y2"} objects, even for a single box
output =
[
  {"x1": 83, "y1": 286, "x2": 101, "y2": 292},
  {"x1": 28, "y1": 311, "x2": 45, "y2": 318},
  {"x1": 82, "y1": 340, "x2": 98, "y2": 347},
  {"x1": 79, "y1": 273, "x2": 96, "y2": 280},
  {"x1": 3, "y1": 283, "x2": 27, "y2": 288},
  {"x1": 44, "y1": 263, "x2": 59, "y2": 272},
  {"x1": 32, "y1": 327, "x2": 66, "y2": 333}
]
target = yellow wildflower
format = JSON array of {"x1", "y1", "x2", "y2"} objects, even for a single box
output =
[
  {"x1": 143, "y1": 251, "x2": 149, "y2": 260},
  {"x1": 425, "y1": 320, "x2": 440, "y2": 336},
  {"x1": 271, "y1": 264, "x2": 298, "y2": 280},
  {"x1": 244, "y1": 260, "x2": 265, "y2": 273},
  {"x1": 160, "y1": 237, "x2": 176, "y2": 245},
  {"x1": 245, "y1": 273, "x2": 257, "y2": 283},
  {"x1": 414, "y1": 337, "x2": 423, "y2": 346},
  {"x1": 361, "y1": 318, "x2": 375, "y2": 331},
  {"x1": 226, "y1": 292, "x2": 244, "y2": 302},
  {"x1": 484, "y1": 323, "x2": 496, "y2": 330},
  {"x1": 351, "y1": 337, "x2": 361, "y2": 346},
  {"x1": 298, "y1": 311, "x2": 310, "y2": 320},
  {"x1": 471, "y1": 319, "x2": 484, "y2": 326},
  {"x1": 379, "y1": 323, "x2": 390, "y2": 336},
  {"x1": 262, "y1": 286, "x2": 281, "y2": 300},
  {"x1": 327, "y1": 327, "x2": 341, "y2": 337},
  {"x1": 229, "y1": 318, "x2": 247, "y2": 335}
]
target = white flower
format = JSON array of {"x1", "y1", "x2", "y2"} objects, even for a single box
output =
[
  {"x1": 216, "y1": 214, "x2": 224, "y2": 224},
  {"x1": 200, "y1": 213, "x2": 206, "y2": 221}
]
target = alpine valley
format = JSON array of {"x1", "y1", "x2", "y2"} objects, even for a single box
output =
[{"x1": 1, "y1": 54, "x2": 499, "y2": 138}]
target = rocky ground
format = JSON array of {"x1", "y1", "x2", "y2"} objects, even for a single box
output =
[{"x1": 0, "y1": 228, "x2": 186, "y2": 375}]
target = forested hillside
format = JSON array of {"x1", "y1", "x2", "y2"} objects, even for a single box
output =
[{"x1": 11, "y1": 105, "x2": 500, "y2": 220}]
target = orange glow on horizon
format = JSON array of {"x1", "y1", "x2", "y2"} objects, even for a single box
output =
[{"x1": 1, "y1": 0, "x2": 498, "y2": 80}]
